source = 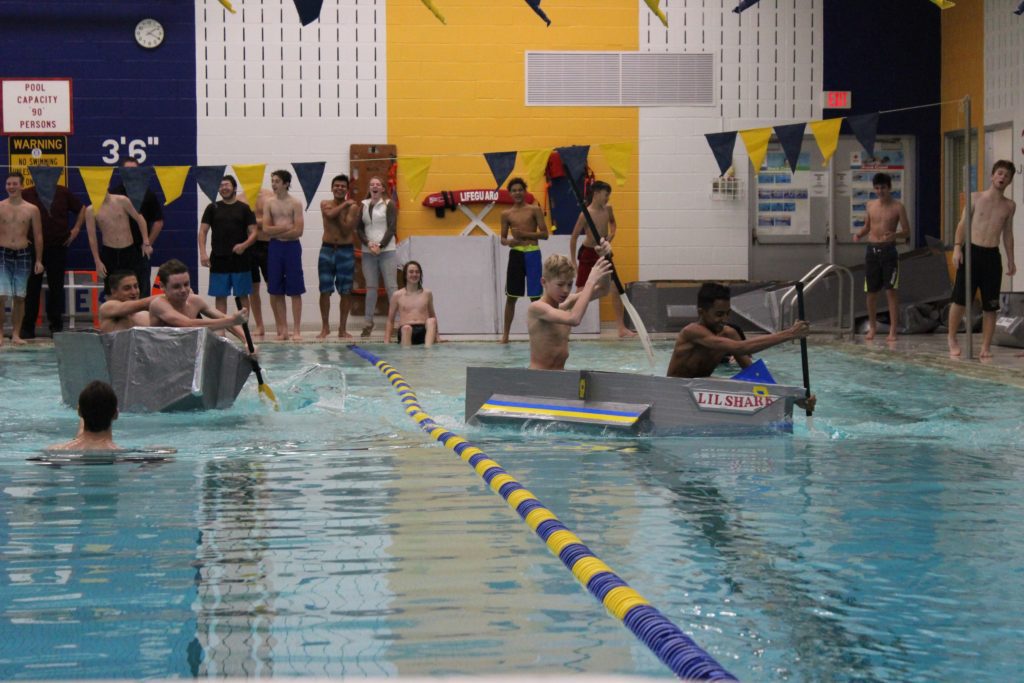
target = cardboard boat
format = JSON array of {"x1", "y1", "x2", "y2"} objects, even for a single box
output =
[
  {"x1": 465, "y1": 366, "x2": 807, "y2": 436},
  {"x1": 54, "y1": 327, "x2": 252, "y2": 412}
]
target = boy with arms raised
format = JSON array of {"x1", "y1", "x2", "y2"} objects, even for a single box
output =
[
  {"x1": 569, "y1": 180, "x2": 636, "y2": 338},
  {"x1": 527, "y1": 250, "x2": 612, "y2": 370},
  {"x1": 99, "y1": 271, "x2": 155, "y2": 332},
  {"x1": 853, "y1": 172, "x2": 910, "y2": 341},
  {"x1": 384, "y1": 260, "x2": 439, "y2": 346}
]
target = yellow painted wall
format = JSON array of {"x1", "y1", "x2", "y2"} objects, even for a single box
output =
[
  {"x1": 940, "y1": 0, "x2": 984, "y2": 240},
  {"x1": 387, "y1": 0, "x2": 639, "y2": 319}
]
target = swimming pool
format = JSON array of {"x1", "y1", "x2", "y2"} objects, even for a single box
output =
[{"x1": 1, "y1": 340, "x2": 1022, "y2": 680}]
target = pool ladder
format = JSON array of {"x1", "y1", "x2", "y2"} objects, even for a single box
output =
[{"x1": 778, "y1": 264, "x2": 856, "y2": 338}]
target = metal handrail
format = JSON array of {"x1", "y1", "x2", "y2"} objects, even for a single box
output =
[{"x1": 779, "y1": 264, "x2": 855, "y2": 337}]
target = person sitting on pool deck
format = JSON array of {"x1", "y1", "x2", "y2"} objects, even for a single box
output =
[
  {"x1": 99, "y1": 271, "x2": 156, "y2": 332},
  {"x1": 48, "y1": 380, "x2": 122, "y2": 451},
  {"x1": 667, "y1": 282, "x2": 816, "y2": 411},
  {"x1": 149, "y1": 259, "x2": 250, "y2": 346},
  {"x1": 384, "y1": 260, "x2": 440, "y2": 346},
  {"x1": 527, "y1": 249, "x2": 612, "y2": 370}
]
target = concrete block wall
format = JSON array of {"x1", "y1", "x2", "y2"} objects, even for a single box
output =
[
  {"x1": 638, "y1": 1, "x2": 822, "y2": 281},
  {"x1": 195, "y1": 0, "x2": 386, "y2": 328}
]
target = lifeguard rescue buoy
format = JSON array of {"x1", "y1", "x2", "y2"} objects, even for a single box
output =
[{"x1": 423, "y1": 188, "x2": 537, "y2": 217}]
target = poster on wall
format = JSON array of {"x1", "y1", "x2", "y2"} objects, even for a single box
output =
[
  {"x1": 848, "y1": 138, "x2": 906, "y2": 234},
  {"x1": 755, "y1": 147, "x2": 812, "y2": 236}
]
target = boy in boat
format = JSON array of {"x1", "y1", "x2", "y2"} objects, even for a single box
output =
[
  {"x1": 500, "y1": 177, "x2": 549, "y2": 343},
  {"x1": 569, "y1": 180, "x2": 636, "y2": 338},
  {"x1": 527, "y1": 249, "x2": 612, "y2": 370},
  {"x1": 384, "y1": 260, "x2": 440, "y2": 346},
  {"x1": 48, "y1": 380, "x2": 122, "y2": 451},
  {"x1": 99, "y1": 271, "x2": 156, "y2": 332},
  {"x1": 853, "y1": 172, "x2": 910, "y2": 341},
  {"x1": 149, "y1": 259, "x2": 250, "y2": 346},
  {"x1": 667, "y1": 282, "x2": 816, "y2": 411}
]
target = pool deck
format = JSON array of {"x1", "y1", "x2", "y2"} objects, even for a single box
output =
[{"x1": 7, "y1": 322, "x2": 1024, "y2": 386}]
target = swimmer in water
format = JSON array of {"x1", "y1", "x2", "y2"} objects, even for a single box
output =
[{"x1": 48, "y1": 380, "x2": 122, "y2": 451}]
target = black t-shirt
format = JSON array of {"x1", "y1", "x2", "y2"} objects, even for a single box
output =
[{"x1": 202, "y1": 200, "x2": 256, "y2": 273}]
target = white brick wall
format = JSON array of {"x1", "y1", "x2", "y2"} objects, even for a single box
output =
[
  {"x1": 637, "y1": 0, "x2": 822, "y2": 281},
  {"x1": 195, "y1": 0, "x2": 387, "y2": 330}
]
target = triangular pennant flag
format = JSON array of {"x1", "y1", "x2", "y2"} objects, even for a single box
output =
[
  {"x1": 847, "y1": 113, "x2": 879, "y2": 158},
  {"x1": 520, "y1": 148, "x2": 552, "y2": 194},
  {"x1": 929, "y1": 0, "x2": 955, "y2": 8},
  {"x1": 154, "y1": 166, "x2": 190, "y2": 205},
  {"x1": 599, "y1": 142, "x2": 633, "y2": 186},
  {"x1": 1016, "y1": 0, "x2": 1024, "y2": 15},
  {"x1": 291, "y1": 162, "x2": 326, "y2": 210},
  {"x1": 79, "y1": 167, "x2": 114, "y2": 209},
  {"x1": 484, "y1": 151, "x2": 517, "y2": 190},
  {"x1": 644, "y1": 0, "x2": 668, "y2": 27},
  {"x1": 809, "y1": 118, "x2": 843, "y2": 166},
  {"x1": 232, "y1": 164, "x2": 267, "y2": 211},
  {"x1": 525, "y1": 0, "x2": 551, "y2": 25},
  {"x1": 554, "y1": 145, "x2": 589, "y2": 185},
  {"x1": 733, "y1": 0, "x2": 763, "y2": 12},
  {"x1": 293, "y1": 0, "x2": 324, "y2": 25},
  {"x1": 119, "y1": 166, "x2": 155, "y2": 212},
  {"x1": 773, "y1": 122, "x2": 806, "y2": 173},
  {"x1": 420, "y1": 0, "x2": 446, "y2": 23},
  {"x1": 730, "y1": 358, "x2": 776, "y2": 384},
  {"x1": 704, "y1": 131, "x2": 737, "y2": 176},
  {"x1": 194, "y1": 165, "x2": 226, "y2": 203},
  {"x1": 27, "y1": 166, "x2": 63, "y2": 214},
  {"x1": 397, "y1": 157, "x2": 432, "y2": 201},
  {"x1": 218, "y1": 0, "x2": 237, "y2": 13},
  {"x1": 739, "y1": 127, "x2": 772, "y2": 171}
]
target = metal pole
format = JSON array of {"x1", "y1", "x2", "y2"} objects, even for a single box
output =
[
  {"x1": 828, "y1": 156, "x2": 836, "y2": 266},
  {"x1": 964, "y1": 96, "x2": 973, "y2": 360}
]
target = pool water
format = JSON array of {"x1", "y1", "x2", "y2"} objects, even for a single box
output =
[{"x1": 1, "y1": 340, "x2": 1023, "y2": 681}]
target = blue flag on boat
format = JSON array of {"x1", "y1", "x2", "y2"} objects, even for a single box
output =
[{"x1": 731, "y1": 358, "x2": 776, "y2": 384}]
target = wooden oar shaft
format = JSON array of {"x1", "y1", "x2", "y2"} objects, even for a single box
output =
[
  {"x1": 564, "y1": 178, "x2": 626, "y2": 294},
  {"x1": 794, "y1": 282, "x2": 812, "y2": 416},
  {"x1": 235, "y1": 296, "x2": 266, "y2": 384}
]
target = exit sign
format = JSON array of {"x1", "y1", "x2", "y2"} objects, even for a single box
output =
[{"x1": 824, "y1": 91, "x2": 852, "y2": 109}]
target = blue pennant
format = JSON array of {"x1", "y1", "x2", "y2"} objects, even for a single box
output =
[
  {"x1": 27, "y1": 166, "x2": 63, "y2": 214},
  {"x1": 292, "y1": 161, "x2": 327, "y2": 210},
  {"x1": 731, "y1": 358, "x2": 776, "y2": 384}
]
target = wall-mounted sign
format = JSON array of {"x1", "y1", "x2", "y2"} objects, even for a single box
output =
[
  {"x1": 823, "y1": 90, "x2": 851, "y2": 110},
  {"x1": 7, "y1": 136, "x2": 68, "y2": 186},
  {"x1": 1, "y1": 78, "x2": 73, "y2": 135}
]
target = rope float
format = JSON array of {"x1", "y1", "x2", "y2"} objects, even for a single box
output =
[{"x1": 348, "y1": 345, "x2": 737, "y2": 681}]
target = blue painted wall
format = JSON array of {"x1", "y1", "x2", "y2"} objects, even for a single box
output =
[
  {"x1": 0, "y1": 0, "x2": 198, "y2": 280},
  {"x1": 823, "y1": 0, "x2": 942, "y2": 245}
]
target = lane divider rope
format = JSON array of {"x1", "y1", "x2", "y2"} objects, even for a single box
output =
[{"x1": 348, "y1": 345, "x2": 737, "y2": 681}]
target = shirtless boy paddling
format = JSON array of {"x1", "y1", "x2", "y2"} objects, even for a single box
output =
[
  {"x1": 149, "y1": 259, "x2": 250, "y2": 346},
  {"x1": 99, "y1": 271, "x2": 155, "y2": 332}
]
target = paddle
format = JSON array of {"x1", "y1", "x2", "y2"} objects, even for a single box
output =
[
  {"x1": 235, "y1": 296, "x2": 279, "y2": 410},
  {"x1": 559, "y1": 166, "x2": 656, "y2": 366},
  {"x1": 794, "y1": 282, "x2": 812, "y2": 417}
]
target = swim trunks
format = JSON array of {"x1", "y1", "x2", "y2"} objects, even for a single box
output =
[
  {"x1": 0, "y1": 246, "x2": 32, "y2": 298},
  {"x1": 100, "y1": 245, "x2": 143, "y2": 294},
  {"x1": 952, "y1": 244, "x2": 1003, "y2": 312},
  {"x1": 575, "y1": 245, "x2": 599, "y2": 288},
  {"x1": 506, "y1": 246, "x2": 542, "y2": 300},
  {"x1": 399, "y1": 323, "x2": 427, "y2": 345},
  {"x1": 250, "y1": 240, "x2": 270, "y2": 284},
  {"x1": 318, "y1": 243, "x2": 355, "y2": 295},
  {"x1": 864, "y1": 243, "x2": 899, "y2": 292},
  {"x1": 209, "y1": 271, "x2": 253, "y2": 297},
  {"x1": 267, "y1": 239, "x2": 305, "y2": 296}
]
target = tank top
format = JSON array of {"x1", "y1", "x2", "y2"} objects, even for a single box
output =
[{"x1": 361, "y1": 198, "x2": 395, "y2": 253}]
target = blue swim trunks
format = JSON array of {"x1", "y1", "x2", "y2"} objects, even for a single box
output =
[
  {"x1": 506, "y1": 246, "x2": 542, "y2": 300},
  {"x1": 209, "y1": 271, "x2": 253, "y2": 297},
  {"x1": 267, "y1": 239, "x2": 306, "y2": 296},
  {"x1": 318, "y1": 243, "x2": 354, "y2": 295},
  {"x1": 0, "y1": 246, "x2": 32, "y2": 298}
]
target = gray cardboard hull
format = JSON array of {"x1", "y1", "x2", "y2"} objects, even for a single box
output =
[
  {"x1": 466, "y1": 367, "x2": 806, "y2": 436},
  {"x1": 55, "y1": 328, "x2": 252, "y2": 412}
]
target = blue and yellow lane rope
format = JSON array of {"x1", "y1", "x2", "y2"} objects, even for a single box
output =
[{"x1": 348, "y1": 345, "x2": 737, "y2": 681}]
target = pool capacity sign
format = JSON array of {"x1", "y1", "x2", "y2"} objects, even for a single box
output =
[{"x1": 1, "y1": 78, "x2": 73, "y2": 135}]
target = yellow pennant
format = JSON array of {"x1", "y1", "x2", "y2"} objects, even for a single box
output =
[
  {"x1": 520, "y1": 148, "x2": 553, "y2": 197},
  {"x1": 218, "y1": 0, "x2": 238, "y2": 13},
  {"x1": 154, "y1": 166, "x2": 191, "y2": 205},
  {"x1": 231, "y1": 164, "x2": 267, "y2": 210},
  {"x1": 809, "y1": 118, "x2": 844, "y2": 165},
  {"x1": 739, "y1": 128, "x2": 772, "y2": 171},
  {"x1": 397, "y1": 156, "x2": 432, "y2": 200},
  {"x1": 599, "y1": 142, "x2": 633, "y2": 187},
  {"x1": 420, "y1": 0, "x2": 446, "y2": 23},
  {"x1": 929, "y1": 0, "x2": 955, "y2": 8},
  {"x1": 644, "y1": 0, "x2": 668, "y2": 27},
  {"x1": 79, "y1": 166, "x2": 114, "y2": 209}
]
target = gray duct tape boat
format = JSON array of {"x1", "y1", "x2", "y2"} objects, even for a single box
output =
[
  {"x1": 54, "y1": 328, "x2": 252, "y2": 412},
  {"x1": 465, "y1": 366, "x2": 807, "y2": 436}
]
